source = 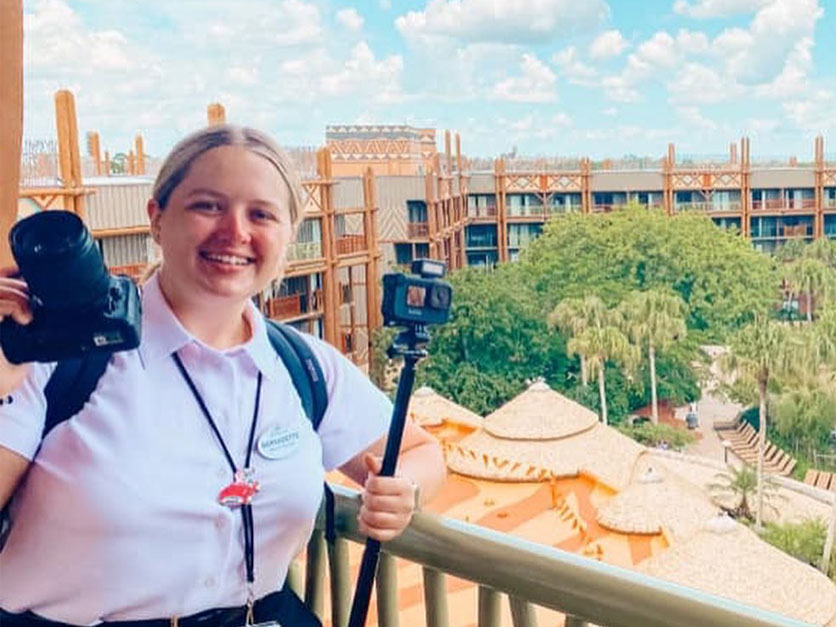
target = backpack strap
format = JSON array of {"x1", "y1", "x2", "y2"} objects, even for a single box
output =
[
  {"x1": 265, "y1": 320, "x2": 328, "y2": 430},
  {"x1": 42, "y1": 351, "x2": 113, "y2": 440},
  {"x1": 264, "y1": 320, "x2": 336, "y2": 545}
]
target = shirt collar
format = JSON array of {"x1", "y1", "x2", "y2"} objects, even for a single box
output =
[{"x1": 138, "y1": 273, "x2": 279, "y2": 381}]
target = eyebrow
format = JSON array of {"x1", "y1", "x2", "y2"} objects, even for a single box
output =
[{"x1": 186, "y1": 188, "x2": 280, "y2": 209}]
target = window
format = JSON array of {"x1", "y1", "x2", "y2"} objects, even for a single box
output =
[
  {"x1": 406, "y1": 200, "x2": 427, "y2": 223},
  {"x1": 395, "y1": 243, "x2": 413, "y2": 265},
  {"x1": 466, "y1": 224, "x2": 497, "y2": 248},
  {"x1": 415, "y1": 243, "x2": 429, "y2": 258}
]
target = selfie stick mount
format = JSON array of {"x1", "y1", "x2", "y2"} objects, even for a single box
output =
[{"x1": 347, "y1": 323, "x2": 429, "y2": 627}]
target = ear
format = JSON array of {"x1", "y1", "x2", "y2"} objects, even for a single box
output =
[{"x1": 147, "y1": 199, "x2": 163, "y2": 244}]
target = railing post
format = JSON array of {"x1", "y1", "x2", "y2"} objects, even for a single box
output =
[
  {"x1": 509, "y1": 597, "x2": 537, "y2": 627},
  {"x1": 287, "y1": 561, "x2": 303, "y2": 598},
  {"x1": 478, "y1": 586, "x2": 501, "y2": 627},
  {"x1": 304, "y1": 530, "x2": 327, "y2": 620},
  {"x1": 328, "y1": 536, "x2": 352, "y2": 627},
  {"x1": 422, "y1": 567, "x2": 449, "y2": 627},
  {"x1": 376, "y1": 551, "x2": 400, "y2": 627}
]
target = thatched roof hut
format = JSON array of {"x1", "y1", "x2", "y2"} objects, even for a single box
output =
[
  {"x1": 638, "y1": 513, "x2": 836, "y2": 625},
  {"x1": 596, "y1": 453, "x2": 718, "y2": 541},
  {"x1": 407, "y1": 386, "x2": 483, "y2": 428},
  {"x1": 445, "y1": 382, "x2": 642, "y2": 490}
]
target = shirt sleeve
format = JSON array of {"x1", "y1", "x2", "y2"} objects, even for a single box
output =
[
  {"x1": 299, "y1": 335, "x2": 392, "y2": 471},
  {"x1": 0, "y1": 362, "x2": 55, "y2": 460}
]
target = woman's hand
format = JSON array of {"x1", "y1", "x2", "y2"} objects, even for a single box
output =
[
  {"x1": 357, "y1": 453, "x2": 417, "y2": 542},
  {"x1": 0, "y1": 266, "x2": 33, "y2": 395}
]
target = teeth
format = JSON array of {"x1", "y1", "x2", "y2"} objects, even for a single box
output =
[{"x1": 203, "y1": 253, "x2": 251, "y2": 266}]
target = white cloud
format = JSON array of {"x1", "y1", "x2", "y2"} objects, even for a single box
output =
[
  {"x1": 668, "y1": 63, "x2": 739, "y2": 103},
  {"x1": 753, "y1": 37, "x2": 813, "y2": 99},
  {"x1": 336, "y1": 8, "x2": 364, "y2": 31},
  {"x1": 492, "y1": 54, "x2": 557, "y2": 103},
  {"x1": 552, "y1": 112, "x2": 572, "y2": 127},
  {"x1": 601, "y1": 75, "x2": 639, "y2": 103},
  {"x1": 675, "y1": 29, "x2": 710, "y2": 54},
  {"x1": 676, "y1": 106, "x2": 718, "y2": 131},
  {"x1": 712, "y1": 0, "x2": 822, "y2": 85},
  {"x1": 380, "y1": 0, "x2": 392, "y2": 8},
  {"x1": 395, "y1": 0, "x2": 608, "y2": 45},
  {"x1": 589, "y1": 30, "x2": 628, "y2": 59},
  {"x1": 227, "y1": 65, "x2": 260, "y2": 85},
  {"x1": 673, "y1": 0, "x2": 770, "y2": 18},
  {"x1": 320, "y1": 42, "x2": 404, "y2": 103},
  {"x1": 601, "y1": 107, "x2": 618, "y2": 116},
  {"x1": 784, "y1": 88, "x2": 836, "y2": 133},
  {"x1": 552, "y1": 46, "x2": 597, "y2": 83}
]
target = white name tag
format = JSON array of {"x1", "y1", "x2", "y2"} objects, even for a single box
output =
[{"x1": 257, "y1": 426, "x2": 301, "y2": 460}]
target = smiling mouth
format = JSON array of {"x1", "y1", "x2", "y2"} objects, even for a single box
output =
[{"x1": 200, "y1": 251, "x2": 255, "y2": 266}]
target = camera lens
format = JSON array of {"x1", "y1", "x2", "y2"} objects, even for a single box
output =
[
  {"x1": 428, "y1": 284, "x2": 452, "y2": 309},
  {"x1": 10, "y1": 211, "x2": 111, "y2": 310}
]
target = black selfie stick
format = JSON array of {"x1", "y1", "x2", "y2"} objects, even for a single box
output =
[{"x1": 347, "y1": 324, "x2": 429, "y2": 627}]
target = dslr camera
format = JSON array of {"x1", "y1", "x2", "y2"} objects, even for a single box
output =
[
  {"x1": 381, "y1": 259, "x2": 452, "y2": 327},
  {"x1": 0, "y1": 211, "x2": 142, "y2": 364}
]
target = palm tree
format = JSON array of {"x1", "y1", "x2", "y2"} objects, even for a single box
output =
[
  {"x1": 724, "y1": 317, "x2": 803, "y2": 529},
  {"x1": 568, "y1": 319, "x2": 638, "y2": 425},
  {"x1": 619, "y1": 290, "x2": 686, "y2": 424},
  {"x1": 787, "y1": 257, "x2": 834, "y2": 322},
  {"x1": 548, "y1": 295, "x2": 607, "y2": 386},
  {"x1": 813, "y1": 305, "x2": 836, "y2": 574},
  {"x1": 708, "y1": 464, "x2": 780, "y2": 521}
]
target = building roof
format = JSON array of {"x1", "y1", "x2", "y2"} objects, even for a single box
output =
[
  {"x1": 408, "y1": 386, "x2": 483, "y2": 428},
  {"x1": 482, "y1": 380, "x2": 597, "y2": 440},
  {"x1": 445, "y1": 382, "x2": 642, "y2": 489},
  {"x1": 596, "y1": 453, "x2": 718, "y2": 540},
  {"x1": 638, "y1": 514, "x2": 836, "y2": 625}
]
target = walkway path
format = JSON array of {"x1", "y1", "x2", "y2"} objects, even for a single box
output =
[{"x1": 675, "y1": 345, "x2": 743, "y2": 465}]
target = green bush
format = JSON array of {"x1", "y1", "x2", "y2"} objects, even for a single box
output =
[
  {"x1": 761, "y1": 519, "x2": 835, "y2": 579},
  {"x1": 617, "y1": 422, "x2": 697, "y2": 450}
]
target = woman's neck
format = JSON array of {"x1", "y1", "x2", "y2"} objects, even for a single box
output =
[{"x1": 156, "y1": 271, "x2": 252, "y2": 350}]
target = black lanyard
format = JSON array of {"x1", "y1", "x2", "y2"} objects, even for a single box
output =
[{"x1": 172, "y1": 352, "x2": 263, "y2": 590}]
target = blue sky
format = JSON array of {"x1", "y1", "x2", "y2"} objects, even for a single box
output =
[{"x1": 21, "y1": 0, "x2": 836, "y2": 161}]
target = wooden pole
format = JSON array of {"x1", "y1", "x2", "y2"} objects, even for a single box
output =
[
  {"x1": 317, "y1": 148, "x2": 339, "y2": 348},
  {"x1": 207, "y1": 103, "x2": 226, "y2": 126},
  {"x1": 88, "y1": 131, "x2": 102, "y2": 176},
  {"x1": 135, "y1": 134, "x2": 145, "y2": 175},
  {"x1": 0, "y1": 0, "x2": 23, "y2": 266},
  {"x1": 54, "y1": 90, "x2": 85, "y2": 219}
]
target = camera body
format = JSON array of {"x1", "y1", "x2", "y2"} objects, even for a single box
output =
[
  {"x1": 381, "y1": 259, "x2": 452, "y2": 327},
  {"x1": 0, "y1": 210, "x2": 142, "y2": 364},
  {"x1": 1, "y1": 275, "x2": 142, "y2": 364}
]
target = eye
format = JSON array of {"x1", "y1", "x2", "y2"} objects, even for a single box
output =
[
  {"x1": 189, "y1": 200, "x2": 222, "y2": 213},
  {"x1": 251, "y1": 208, "x2": 277, "y2": 222}
]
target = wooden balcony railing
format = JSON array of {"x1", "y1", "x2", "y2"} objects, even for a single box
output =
[
  {"x1": 288, "y1": 240, "x2": 323, "y2": 261},
  {"x1": 336, "y1": 234, "x2": 366, "y2": 255},
  {"x1": 752, "y1": 199, "x2": 785, "y2": 211},
  {"x1": 676, "y1": 202, "x2": 741, "y2": 212},
  {"x1": 408, "y1": 222, "x2": 429, "y2": 238},
  {"x1": 266, "y1": 289, "x2": 323, "y2": 319},
  {"x1": 109, "y1": 263, "x2": 148, "y2": 282},
  {"x1": 293, "y1": 484, "x2": 804, "y2": 627},
  {"x1": 468, "y1": 206, "x2": 498, "y2": 218}
]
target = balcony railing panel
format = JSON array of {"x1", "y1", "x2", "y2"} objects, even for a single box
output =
[
  {"x1": 288, "y1": 240, "x2": 323, "y2": 261},
  {"x1": 336, "y1": 234, "x2": 367, "y2": 255},
  {"x1": 408, "y1": 222, "x2": 430, "y2": 238},
  {"x1": 305, "y1": 485, "x2": 810, "y2": 627},
  {"x1": 468, "y1": 206, "x2": 498, "y2": 218}
]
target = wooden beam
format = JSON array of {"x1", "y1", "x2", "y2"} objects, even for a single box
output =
[
  {"x1": 1, "y1": 0, "x2": 23, "y2": 266},
  {"x1": 207, "y1": 103, "x2": 226, "y2": 126}
]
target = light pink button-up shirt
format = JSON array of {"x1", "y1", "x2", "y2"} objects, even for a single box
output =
[{"x1": 0, "y1": 273, "x2": 391, "y2": 624}]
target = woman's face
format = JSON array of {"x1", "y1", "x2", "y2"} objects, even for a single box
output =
[{"x1": 147, "y1": 145, "x2": 294, "y2": 308}]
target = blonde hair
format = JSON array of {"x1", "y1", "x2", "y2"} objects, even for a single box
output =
[{"x1": 152, "y1": 124, "x2": 303, "y2": 226}]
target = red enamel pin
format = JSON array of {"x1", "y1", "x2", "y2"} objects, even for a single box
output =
[{"x1": 218, "y1": 469, "x2": 260, "y2": 508}]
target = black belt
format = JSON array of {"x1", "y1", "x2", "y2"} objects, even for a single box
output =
[{"x1": 0, "y1": 585, "x2": 321, "y2": 627}]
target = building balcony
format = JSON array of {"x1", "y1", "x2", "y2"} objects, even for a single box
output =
[
  {"x1": 288, "y1": 240, "x2": 323, "y2": 261},
  {"x1": 408, "y1": 222, "x2": 430, "y2": 238},
  {"x1": 676, "y1": 202, "x2": 741, "y2": 212},
  {"x1": 266, "y1": 290, "x2": 323, "y2": 319},
  {"x1": 295, "y1": 484, "x2": 801, "y2": 627},
  {"x1": 824, "y1": 198, "x2": 836, "y2": 209},
  {"x1": 468, "y1": 206, "x2": 498, "y2": 218},
  {"x1": 751, "y1": 199, "x2": 815, "y2": 211},
  {"x1": 109, "y1": 263, "x2": 148, "y2": 282},
  {"x1": 336, "y1": 234, "x2": 367, "y2": 255}
]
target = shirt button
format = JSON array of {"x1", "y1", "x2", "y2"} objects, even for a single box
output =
[{"x1": 204, "y1": 576, "x2": 216, "y2": 588}]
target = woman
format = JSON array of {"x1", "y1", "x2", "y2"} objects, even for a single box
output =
[{"x1": 0, "y1": 125, "x2": 446, "y2": 626}]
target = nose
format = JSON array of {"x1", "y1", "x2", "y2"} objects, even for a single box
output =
[{"x1": 217, "y1": 206, "x2": 251, "y2": 243}]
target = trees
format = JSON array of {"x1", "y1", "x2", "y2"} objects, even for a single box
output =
[
  {"x1": 618, "y1": 289, "x2": 687, "y2": 424},
  {"x1": 725, "y1": 317, "x2": 803, "y2": 528},
  {"x1": 523, "y1": 206, "x2": 776, "y2": 338},
  {"x1": 708, "y1": 465, "x2": 759, "y2": 521},
  {"x1": 786, "y1": 257, "x2": 834, "y2": 322},
  {"x1": 567, "y1": 307, "x2": 638, "y2": 425},
  {"x1": 548, "y1": 295, "x2": 607, "y2": 386}
]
